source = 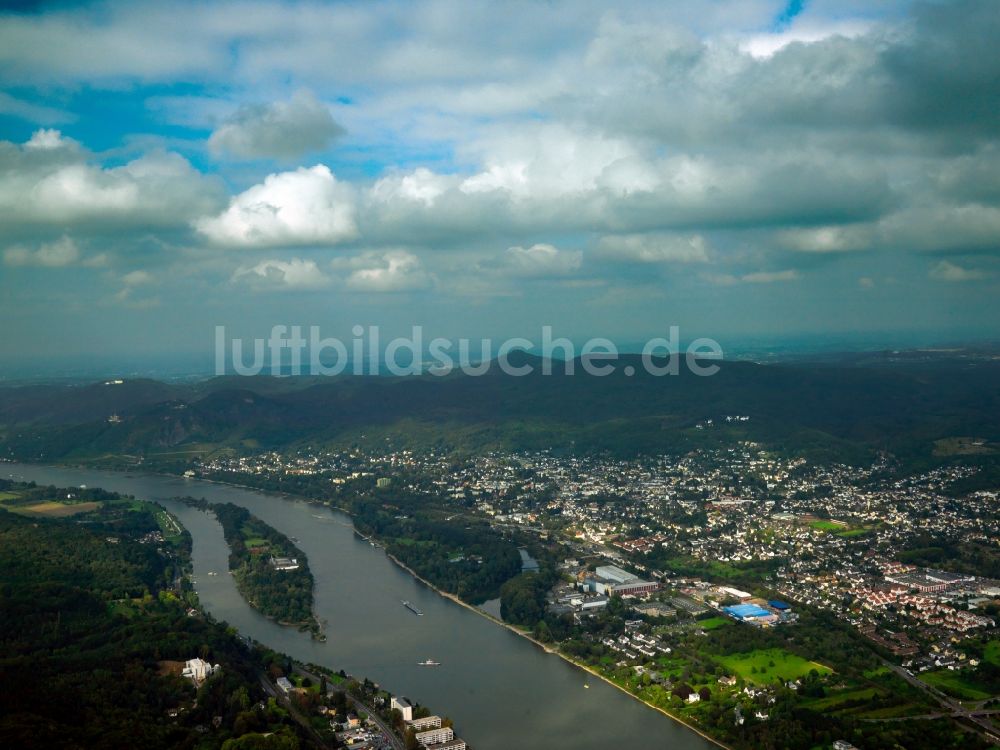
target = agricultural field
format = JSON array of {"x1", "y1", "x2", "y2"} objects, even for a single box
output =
[
  {"x1": 0, "y1": 489, "x2": 104, "y2": 517},
  {"x1": 718, "y1": 648, "x2": 832, "y2": 686},
  {"x1": 6, "y1": 500, "x2": 101, "y2": 517}
]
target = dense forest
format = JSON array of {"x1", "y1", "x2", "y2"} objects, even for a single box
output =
[
  {"x1": 0, "y1": 485, "x2": 324, "y2": 750},
  {"x1": 351, "y1": 494, "x2": 523, "y2": 604},
  {"x1": 185, "y1": 499, "x2": 319, "y2": 634}
]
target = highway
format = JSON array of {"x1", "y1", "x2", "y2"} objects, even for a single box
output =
[
  {"x1": 882, "y1": 660, "x2": 1000, "y2": 744},
  {"x1": 258, "y1": 671, "x2": 332, "y2": 748}
]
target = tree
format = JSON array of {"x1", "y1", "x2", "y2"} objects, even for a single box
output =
[{"x1": 533, "y1": 620, "x2": 553, "y2": 643}]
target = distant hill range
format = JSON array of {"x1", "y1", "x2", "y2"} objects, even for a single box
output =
[{"x1": 1, "y1": 351, "x2": 999, "y2": 469}]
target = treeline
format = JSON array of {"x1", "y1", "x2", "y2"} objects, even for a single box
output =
[
  {"x1": 188, "y1": 499, "x2": 318, "y2": 633},
  {"x1": 500, "y1": 571, "x2": 559, "y2": 627},
  {"x1": 0, "y1": 504, "x2": 323, "y2": 750}
]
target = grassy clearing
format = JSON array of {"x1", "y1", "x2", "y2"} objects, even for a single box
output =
[
  {"x1": 933, "y1": 437, "x2": 996, "y2": 457},
  {"x1": 718, "y1": 648, "x2": 832, "y2": 686},
  {"x1": 697, "y1": 616, "x2": 730, "y2": 630},
  {"x1": 856, "y1": 703, "x2": 925, "y2": 719},
  {"x1": 108, "y1": 600, "x2": 138, "y2": 619},
  {"x1": 802, "y1": 687, "x2": 878, "y2": 712},
  {"x1": 984, "y1": 641, "x2": 1000, "y2": 667},
  {"x1": 863, "y1": 666, "x2": 891, "y2": 679},
  {"x1": 656, "y1": 656, "x2": 691, "y2": 672},
  {"x1": 920, "y1": 669, "x2": 994, "y2": 701},
  {"x1": 837, "y1": 527, "x2": 873, "y2": 538},
  {"x1": 0, "y1": 491, "x2": 20, "y2": 501},
  {"x1": 290, "y1": 674, "x2": 321, "y2": 693}
]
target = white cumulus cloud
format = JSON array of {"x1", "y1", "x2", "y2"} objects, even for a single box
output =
[
  {"x1": 3, "y1": 235, "x2": 80, "y2": 267},
  {"x1": 333, "y1": 250, "x2": 433, "y2": 292},
  {"x1": 0, "y1": 132, "x2": 224, "y2": 234},
  {"x1": 596, "y1": 233, "x2": 710, "y2": 263},
  {"x1": 233, "y1": 258, "x2": 331, "y2": 290},
  {"x1": 502, "y1": 243, "x2": 583, "y2": 277},
  {"x1": 929, "y1": 260, "x2": 987, "y2": 282},
  {"x1": 196, "y1": 165, "x2": 357, "y2": 247}
]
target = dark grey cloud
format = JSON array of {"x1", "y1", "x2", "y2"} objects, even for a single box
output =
[
  {"x1": 208, "y1": 90, "x2": 346, "y2": 160},
  {"x1": 882, "y1": 0, "x2": 1000, "y2": 143}
]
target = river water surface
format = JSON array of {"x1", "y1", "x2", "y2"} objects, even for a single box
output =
[{"x1": 5, "y1": 462, "x2": 715, "y2": 750}]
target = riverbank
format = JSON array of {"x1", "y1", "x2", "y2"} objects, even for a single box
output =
[
  {"x1": 382, "y1": 549, "x2": 732, "y2": 750},
  {"x1": 24, "y1": 461, "x2": 731, "y2": 750}
]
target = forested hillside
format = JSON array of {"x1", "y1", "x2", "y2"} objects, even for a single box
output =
[{"x1": 1, "y1": 352, "x2": 998, "y2": 468}]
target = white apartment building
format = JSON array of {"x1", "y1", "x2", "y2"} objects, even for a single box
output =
[
  {"x1": 416, "y1": 726, "x2": 454, "y2": 745},
  {"x1": 408, "y1": 715, "x2": 443, "y2": 731},
  {"x1": 391, "y1": 696, "x2": 413, "y2": 721}
]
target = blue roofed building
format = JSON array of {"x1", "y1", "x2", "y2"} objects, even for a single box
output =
[{"x1": 722, "y1": 603, "x2": 781, "y2": 626}]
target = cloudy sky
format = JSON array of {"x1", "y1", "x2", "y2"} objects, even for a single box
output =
[{"x1": 1, "y1": 0, "x2": 998, "y2": 367}]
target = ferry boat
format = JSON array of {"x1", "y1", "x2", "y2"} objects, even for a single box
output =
[
  {"x1": 417, "y1": 659, "x2": 441, "y2": 666},
  {"x1": 402, "y1": 600, "x2": 424, "y2": 616}
]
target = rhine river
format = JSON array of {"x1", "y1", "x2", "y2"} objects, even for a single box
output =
[{"x1": 5, "y1": 462, "x2": 715, "y2": 750}]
